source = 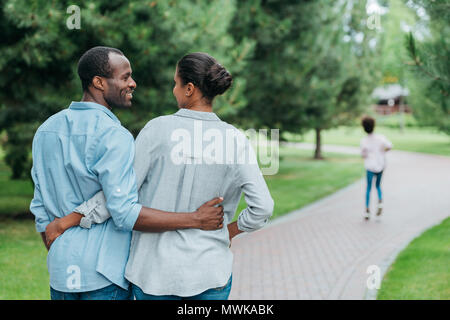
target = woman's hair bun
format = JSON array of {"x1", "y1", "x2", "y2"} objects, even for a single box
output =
[
  {"x1": 205, "y1": 63, "x2": 233, "y2": 97},
  {"x1": 177, "y1": 52, "x2": 233, "y2": 101}
]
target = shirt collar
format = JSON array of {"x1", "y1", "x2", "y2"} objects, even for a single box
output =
[
  {"x1": 69, "y1": 101, "x2": 121, "y2": 124},
  {"x1": 173, "y1": 108, "x2": 221, "y2": 121}
]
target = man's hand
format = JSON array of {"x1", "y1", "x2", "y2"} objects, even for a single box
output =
[
  {"x1": 195, "y1": 197, "x2": 225, "y2": 230},
  {"x1": 45, "y1": 218, "x2": 64, "y2": 248}
]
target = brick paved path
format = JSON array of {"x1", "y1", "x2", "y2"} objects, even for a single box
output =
[{"x1": 229, "y1": 144, "x2": 450, "y2": 300}]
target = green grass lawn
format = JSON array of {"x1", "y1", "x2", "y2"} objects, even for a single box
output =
[
  {"x1": 234, "y1": 147, "x2": 364, "y2": 220},
  {"x1": 0, "y1": 160, "x2": 34, "y2": 217},
  {"x1": 0, "y1": 144, "x2": 34, "y2": 217},
  {"x1": 377, "y1": 217, "x2": 450, "y2": 300},
  {"x1": 285, "y1": 126, "x2": 450, "y2": 156},
  {"x1": 0, "y1": 218, "x2": 50, "y2": 300}
]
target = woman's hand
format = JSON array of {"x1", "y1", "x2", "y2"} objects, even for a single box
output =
[
  {"x1": 45, "y1": 218, "x2": 64, "y2": 248},
  {"x1": 44, "y1": 212, "x2": 84, "y2": 248},
  {"x1": 227, "y1": 221, "x2": 244, "y2": 248}
]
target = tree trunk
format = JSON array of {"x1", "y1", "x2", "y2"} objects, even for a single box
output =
[
  {"x1": 314, "y1": 127, "x2": 323, "y2": 160},
  {"x1": 398, "y1": 95, "x2": 405, "y2": 133}
]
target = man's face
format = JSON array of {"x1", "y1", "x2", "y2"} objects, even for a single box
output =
[{"x1": 103, "y1": 53, "x2": 136, "y2": 109}]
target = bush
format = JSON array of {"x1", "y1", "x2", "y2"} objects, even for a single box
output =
[
  {"x1": 375, "y1": 113, "x2": 419, "y2": 129},
  {"x1": 2, "y1": 123, "x2": 38, "y2": 180}
]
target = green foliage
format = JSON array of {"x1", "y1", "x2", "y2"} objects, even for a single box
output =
[
  {"x1": 3, "y1": 123, "x2": 38, "y2": 179},
  {"x1": 0, "y1": 0, "x2": 254, "y2": 176},
  {"x1": 0, "y1": 0, "x2": 397, "y2": 174},
  {"x1": 380, "y1": 0, "x2": 417, "y2": 84},
  {"x1": 403, "y1": 0, "x2": 450, "y2": 134},
  {"x1": 230, "y1": 0, "x2": 382, "y2": 158},
  {"x1": 286, "y1": 125, "x2": 450, "y2": 156},
  {"x1": 0, "y1": 149, "x2": 35, "y2": 217},
  {"x1": 375, "y1": 113, "x2": 418, "y2": 129}
]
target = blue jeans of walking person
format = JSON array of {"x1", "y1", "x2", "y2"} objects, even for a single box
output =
[
  {"x1": 132, "y1": 275, "x2": 232, "y2": 300},
  {"x1": 50, "y1": 283, "x2": 132, "y2": 300},
  {"x1": 366, "y1": 170, "x2": 383, "y2": 208}
]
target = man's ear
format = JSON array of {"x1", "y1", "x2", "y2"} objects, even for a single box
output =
[{"x1": 92, "y1": 76, "x2": 106, "y2": 91}]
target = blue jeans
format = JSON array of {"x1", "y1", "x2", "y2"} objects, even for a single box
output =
[
  {"x1": 366, "y1": 170, "x2": 383, "y2": 208},
  {"x1": 132, "y1": 275, "x2": 232, "y2": 300},
  {"x1": 50, "y1": 283, "x2": 132, "y2": 300}
]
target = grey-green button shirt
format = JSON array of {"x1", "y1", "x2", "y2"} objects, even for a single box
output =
[{"x1": 77, "y1": 108, "x2": 274, "y2": 296}]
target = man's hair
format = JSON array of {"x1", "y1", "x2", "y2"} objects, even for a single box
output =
[
  {"x1": 362, "y1": 116, "x2": 375, "y2": 134},
  {"x1": 77, "y1": 46, "x2": 124, "y2": 91}
]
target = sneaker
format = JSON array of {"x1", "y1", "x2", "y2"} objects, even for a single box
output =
[
  {"x1": 376, "y1": 203, "x2": 383, "y2": 216},
  {"x1": 364, "y1": 209, "x2": 370, "y2": 220}
]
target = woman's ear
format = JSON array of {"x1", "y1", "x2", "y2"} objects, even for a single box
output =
[{"x1": 185, "y1": 82, "x2": 195, "y2": 97}]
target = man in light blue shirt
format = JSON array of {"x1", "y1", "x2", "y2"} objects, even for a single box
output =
[{"x1": 30, "y1": 46, "x2": 224, "y2": 300}]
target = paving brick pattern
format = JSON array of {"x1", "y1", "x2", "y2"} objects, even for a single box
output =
[{"x1": 229, "y1": 145, "x2": 450, "y2": 300}]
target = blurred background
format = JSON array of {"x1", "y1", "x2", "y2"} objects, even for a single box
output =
[{"x1": 0, "y1": 0, "x2": 448, "y2": 299}]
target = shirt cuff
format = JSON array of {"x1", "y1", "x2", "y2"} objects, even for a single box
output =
[
  {"x1": 117, "y1": 203, "x2": 142, "y2": 232},
  {"x1": 35, "y1": 221, "x2": 50, "y2": 233},
  {"x1": 74, "y1": 200, "x2": 97, "y2": 216},
  {"x1": 236, "y1": 209, "x2": 269, "y2": 233},
  {"x1": 80, "y1": 217, "x2": 92, "y2": 229}
]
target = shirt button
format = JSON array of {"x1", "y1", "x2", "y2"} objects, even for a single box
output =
[{"x1": 116, "y1": 188, "x2": 121, "y2": 193}]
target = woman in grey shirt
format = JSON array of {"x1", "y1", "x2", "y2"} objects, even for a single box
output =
[{"x1": 57, "y1": 53, "x2": 273, "y2": 299}]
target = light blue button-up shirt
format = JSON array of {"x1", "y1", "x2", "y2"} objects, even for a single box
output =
[{"x1": 30, "y1": 101, "x2": 142, "y2": 292}]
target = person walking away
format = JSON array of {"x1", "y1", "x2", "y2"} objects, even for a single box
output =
[{"x1": 360, "y1": 116, "x2": 393, "y2": 220}]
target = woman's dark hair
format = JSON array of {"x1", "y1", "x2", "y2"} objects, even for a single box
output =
[
  {"x1": 77, "y1": 46, "x2": 124, "y2": 91},
  {"x1": 362, "y1": 116, "x2": 375, "y2": 134},
  {"x1": 176, "y1": 52, "x2": 233, "y2": 102}
]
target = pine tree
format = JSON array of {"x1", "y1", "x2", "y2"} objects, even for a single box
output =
[
  {"x1": 230, "y1": 0, "x2": 382, "y2": 159},
  {"x1": 0, "y1": 0, "x2": 253, "y2": 178},
  {"x1": 403, "y1": 0, "x2": 450, "y2": 134}
]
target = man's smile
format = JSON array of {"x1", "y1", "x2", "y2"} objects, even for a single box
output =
[{"x1": 125, "y1": 89, "x2": 134, "y2": 99}]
